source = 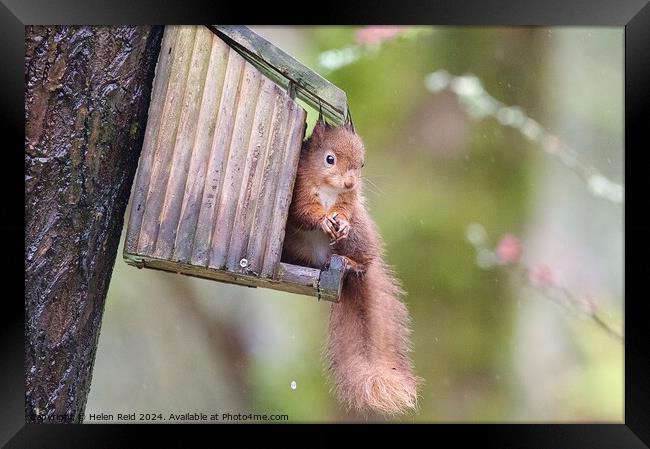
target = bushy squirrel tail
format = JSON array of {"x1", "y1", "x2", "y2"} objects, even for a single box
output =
[{"x1": 325, "y1": 260, "x2": 421, "y2": 415}]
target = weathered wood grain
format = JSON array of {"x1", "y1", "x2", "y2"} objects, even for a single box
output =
[
  {"x1": 154, "y1": 27, "x2": 213, "y2": 259},
  {"x1": 137, "y1": 26, "x2": 196, "y2": 255},
  {"x1": 173, "y1": 32, "x2": 230, "y2": 262},
  {"x1": 245, "y1": 92, "x2": 291, "y2": 275},
  {"x1": 225, "y1": 78, "x2": 277, "y2": 272},
  {"x1": 209, "y1": 25, "x2": 348, "y2": 126},
  {"x1": 209, "y1": 62, "x2": 262, "y2": 269},
  {"x1": 190, "y1": 49, "x2": 245, "y2": 266},
  {"x1": 262, "y1": 104, "x2": 306, "y2": 277},
  {"x1": 125, "y1": 26, "x2": 178, "y2": 254}
]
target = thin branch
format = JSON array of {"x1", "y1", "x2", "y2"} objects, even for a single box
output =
[
  {"x1": 317, "y1": 27, "x2": 432, "y2": 73},
  {"x1": 426, "y1": 70, "x2": 623, "y2": 204},
  {"x1": 511, "y1": 264, "x2": 623, "y2": 342},
  {"x1": 466, "y1": 224, "x2": 623, "y2": 342}
]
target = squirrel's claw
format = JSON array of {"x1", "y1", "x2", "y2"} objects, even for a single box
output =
[
  {"x1": 320, "y1": 216, "x2": 338, "y2": 241},
  {"x1": 329, "y1": 213, "x2": 350, "y2": 245},
  {"x1": 331, "y1": 226, "x2": 349, "y2": 245}
]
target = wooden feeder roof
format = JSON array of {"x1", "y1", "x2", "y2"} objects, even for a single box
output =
[{"x1": 209, "y1": 26, "x2": 348, "y2": 126}]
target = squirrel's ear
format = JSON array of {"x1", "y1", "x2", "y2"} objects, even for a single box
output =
[
  {"x1": 344, "y1": 111, "x2": 355, "y2": 134},
  {"x1": 313, "y1": 110, "x2": 328, "y2": 138}
]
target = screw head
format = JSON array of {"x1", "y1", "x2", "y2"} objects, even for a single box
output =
[{"x1": 239, "y1": 258, "x2": 248, "y2": 268}]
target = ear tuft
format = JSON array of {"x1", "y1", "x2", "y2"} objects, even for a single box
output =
[
  {"x1": 344, "y1": 111, "x2": 355, "y2": 133},
  {"x1": 313, "y1": 112, "x2": 326, "y2": 136}
]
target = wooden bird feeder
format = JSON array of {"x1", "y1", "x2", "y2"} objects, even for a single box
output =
[{"x1": 123, "y1": 25, "x2": 349, "y2": 301}]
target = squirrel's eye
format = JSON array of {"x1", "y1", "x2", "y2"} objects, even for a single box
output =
[
  {"x1": 361, "y1": 161, "x2": 365, "y2": 168},
  {"x1": 326, "y1": 154, "x2": 335, "y2": 165}
]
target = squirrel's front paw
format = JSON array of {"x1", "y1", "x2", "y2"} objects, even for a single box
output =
[
  {"x1": 320, "y1": 215, "x2": 338, "y2": 241},
  {"x1": 330, "y1": 213, "x2": 350, "y2": 245}
]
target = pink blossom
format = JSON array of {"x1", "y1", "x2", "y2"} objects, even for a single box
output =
[
  {"x1": 529, "y1": 265, "x2": 555, "y2": 288},
  {"x1": 355, "y1": 26, "x2": 407, "y2": 45},
  {"x1": 496, "y1": 234, "x2": 522, "y2": 264}
]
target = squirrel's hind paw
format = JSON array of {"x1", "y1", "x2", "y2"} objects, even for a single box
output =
[{"x1": 341, "y1": 256, "x2": 366, "y2": 277}]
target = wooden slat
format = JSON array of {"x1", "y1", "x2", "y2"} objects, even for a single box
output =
[
  {"x1": 209, "y1": 25, "x2": 348, "y2": 126},
  {"x1": 154, "y1": 27, "x2": 213, "y2": 260},
  {"x1": 245, "y1": 92, "x2": 291, "y2": 275},
  {"x1": 125, "y1": 26, "x2": 179, "y2": 253},
  {"x1": 172, "y1": 32, "x2": 230, "y2": 263},
  {"x1": 209, "y1": 62, "x2": 262, "y2": 269},
  {"x1": 262, "y1": 103, "x2": 306, "y2": 277},
  {"x1": 225, "y1": 78, "x2": 277, "y2": 272},
  {"x1": 190, "y1": 49, "x2": 245, "y2": 266},
  {"x1": 276, "y1": 263, "x2": 319, "y2": 293},
  {"x1": 137, "y1": 26, "x2": 197, "y2": 255}
]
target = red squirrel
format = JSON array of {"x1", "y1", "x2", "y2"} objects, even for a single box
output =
[{"x1": 282, "y1": 114, "x2": 421, "y2": 415}]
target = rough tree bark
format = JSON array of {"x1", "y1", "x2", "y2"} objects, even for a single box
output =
[{"x1": 25, "y1": 26, "x2": 163, "y2": 423}]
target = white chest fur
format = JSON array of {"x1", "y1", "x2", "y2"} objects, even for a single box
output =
[{"x1": 315, "y1": 185, "x2": 340, "y2": 211}]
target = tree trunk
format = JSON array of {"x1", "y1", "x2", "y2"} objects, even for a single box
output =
[{"x1": 25, "y1": 25, "x2": 163, "y2": 423}]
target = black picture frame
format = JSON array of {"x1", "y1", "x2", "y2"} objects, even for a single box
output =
[{"x1": 6, "y1": 0, "x2": 649, "y2": 446}]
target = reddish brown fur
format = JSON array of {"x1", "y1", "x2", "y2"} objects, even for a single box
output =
[{"x1": 282, "y1": 118, "x2": 421, "y2": 415}]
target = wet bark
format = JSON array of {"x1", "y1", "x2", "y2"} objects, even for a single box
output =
[{"x1": 25, "y1": 25, "x2": 163, "y2": 423}]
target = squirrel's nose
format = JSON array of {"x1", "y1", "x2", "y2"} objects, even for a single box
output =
[{"x1": 344, "y1": 179, "x2": 355, "y2": 189}]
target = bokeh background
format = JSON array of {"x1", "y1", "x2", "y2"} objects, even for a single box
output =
[{"x1": 86, "y1": 26, "x2": 623, "y2": 422}]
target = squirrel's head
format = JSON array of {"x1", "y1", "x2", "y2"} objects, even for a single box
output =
[{"x1": 301, "y1": 114, "x2": 365, "y2": 192}]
